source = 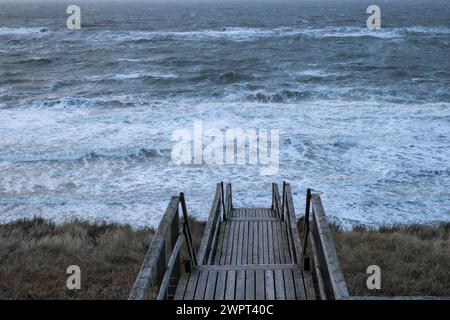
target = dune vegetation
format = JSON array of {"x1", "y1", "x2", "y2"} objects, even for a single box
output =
[{"x1": 0, "y1": 217, "x2": 448, "y2": 299}]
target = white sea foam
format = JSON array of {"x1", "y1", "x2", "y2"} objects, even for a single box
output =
[
  {"x1": 1, "y1": 100, "x2": 449, "y2": 227},
  {"x1": 91, "y1": 26, "x2": 450, "y2": 43},
  {"x1": 0, "y1": 27, "x2": 48, "y2": 36}
]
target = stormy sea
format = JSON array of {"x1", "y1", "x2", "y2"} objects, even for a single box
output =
[{"x1": 0, "y1": 0, "x2": 449, "y2": 227}]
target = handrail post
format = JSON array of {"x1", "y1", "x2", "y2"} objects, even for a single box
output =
[
  {"x1": 180, "y1": 192, "x2": 197, "y2": 266},
  {"x1": 281, "y1": 181, "x2": 286, "y2": 221},
  {"x1": 271, "y1": 183, "x2": 274, "y2": 210},
  {"x1": 221, "y1": 181, "x2": 226, "y2": 220},
  {"x1": 301, "y1": 188, "x2": 312, "y2": 268}
]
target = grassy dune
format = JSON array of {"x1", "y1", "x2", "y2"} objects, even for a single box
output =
[{"x1": 0, "y1": 218, "x2": 448, "y2": 299}]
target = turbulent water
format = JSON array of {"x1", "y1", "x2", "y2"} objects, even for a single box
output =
[{"x1": 0, "y1": 0, "x2": 449, "y2": 227}]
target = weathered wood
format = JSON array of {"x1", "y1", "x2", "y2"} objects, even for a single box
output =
[
  {"x1": 302, "y1": 270, "x2": 317, "y2": 300},
  {"x1": 214, "y1": 223, "x2": 226, "y2": 265},
  {"x1": 129, "y1": 196, "x2": 179, "y2": 300},
  {"x1": 214, "y1": 271, "x2": 227, "y2": 300},
  {"x1": 143, "y1": 182, "x2": 340, "y2": 301},
  {"x1": 267, "y1": 220, "x2": 274, "y2": 264},
  {"x1": 242, "y1": 221, "x2": 248, "y2": 265},
  {"x1": 284, "y1": 183, "x2": 303, "y2": 264},
  {"x1": 204, "y1": 270, "x2": 218, "y2": 300},
  {"x1": 197, "y1": 264, "x2": 301, "y2": 271},
  {"x1": 292, "y1": 269, "x2": 307, "y2": 300},
  {"x1": 255, "y1": 270, "x2": 265, "y2": 300},
  {"x1": 245, "y1": 270, "x2": 255, "y2": 300},
  {"x1": 265, "y1": 270, "x2": 275, "y2": 300},
  {"x1": 226, "y1": 183, "x2": 232, "y2": 218},
  {"x1": 225, "y1": 270, "x2": 236, "y2": 299},
  {"x1": 197, "y1": 183, "x2": 222, "y2": 265},
  {"x1": 157, "y1": 234, "x2": 184, "y2": 300},
  {"x1": 311, "y1": 194, "x2": 349, "y2": 300},
  {"x1": 219, "y1": 218, "x2": 231, "y2": 265},
  {"x1": 236, "y1": 270, "x2": 246, "y2": 299},
  {"x1": 184, "y1": 269, "x2": 200, "y2": 300},
  {"x1": 283, "y1": 269, "x2": 296, "y2": 300},
  {"x1": 274, "y1": 269, "x2": 285, "y2": 300},
  {"x1": 194, "y1": 270, "x2": 209, "y2": 300}
]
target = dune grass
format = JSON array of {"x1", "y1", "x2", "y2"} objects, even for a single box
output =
[
  {"x1": 330, "y1": 222, "x2": 450, "y2": 296},
  {"x1": 0, "y1": 217, "x2": 448, "y2": 299}
]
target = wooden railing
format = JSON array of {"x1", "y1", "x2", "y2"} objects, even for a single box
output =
[
  {"x1": 129, "y1": 182, "x2": 227, "y2": 300},
  {"x1": 225, "y1": 182, "x2": 232, "y2": 219},
  {"x1": 128, "y1": 193, "x2": 198, "y2": 300},
  {"x1": 271, "y1": 182, "x2": 302, "y2": 264},
  {"x1": 197, "y1": 182, "x2": 226, "y2": 265},
  {"x1": 304, "y1": 192, "x2": 350, "y2": 300}
]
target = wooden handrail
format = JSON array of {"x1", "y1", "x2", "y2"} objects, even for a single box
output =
[
  {"x1": 129, "y1": 196, "x2": 180, "y2": 300},
  {"x1": 309, "y1": 193, "x2": 349, "y2": 300},
  {"x1": 271, "y1": 183, "x2": 282, "y2": 219},
  {"x1": 225, "y1": 183, "x2": 232, "y2": 219},
  {"x1": 301, "y1": 188, "x2": 312, "y2": 259},
  {"x1": 180, "y1": 192, "x2": 197, "y2": 265},
  {"x1": 197, "y1": 183, "x2": 224, "y2": 265},
  {"x1": 129, "y1": 192, "x2": 199, "y2": 300},
  {"x1": 282, "y1": 183, "x2": 303, "y2": 264}
]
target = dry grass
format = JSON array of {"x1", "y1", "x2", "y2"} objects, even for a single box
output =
[
  {"x1": 329, "y1": 222, "x2": 450, "y2": 296},
  {"x1": 0, "y1": 217, "x2": 448, "y2": 299}
]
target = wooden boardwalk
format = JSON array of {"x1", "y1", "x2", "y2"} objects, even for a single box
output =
[
  {"x1": 174, "y1": 208, "x2": 316, "y2": 300},
  {"x1": 129, "y1": 182, "x2": 350, "y2": 300}
]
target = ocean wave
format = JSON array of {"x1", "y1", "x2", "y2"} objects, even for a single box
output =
[
  {"x1": 0, "y1": 148, "x2": 170, "y2": 163},
  {"x1": 13, "y1": 57, "x2": 53, "y2": 65},
  {"x1": 0, "y1": 27, "x2": 48, "y2": 36},
  {"x1": 246, "y1": 89, "x2": 312, "y2": 103},
  {"x1": 87, "y1": 72, "x2": 178, "y2": 82},
  {"x1": 93, "y1": 26, "x2": 450, "y2": 43}
]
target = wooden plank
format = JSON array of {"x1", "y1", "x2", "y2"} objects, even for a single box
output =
[
  {"x1": 265, "y1": 270, "x2": 275, "y2": 300},
  {"x1": 292, "y1": 269, "x2": 307, "y2": 300},
  {"x1": 242, "y1": 220, "x2": 248, "y2": 265},
  {"x1": 184, "y1": 269, "x2": 200, "y2": 300},
  {"x1": 235, "y1": 270, "x2": 246, "y2": 299},
  {"x1": 252, "y1": 221, "x2": 258, "y2": 264},
  {"x1": 303, "y1": 270, "x2": 317, "y2": 300},
  {"x1": 245, "y1": 270, "x2": 255, "y2": 300},
  {"x1": 229, "y1": 217, "x2": 280, "y2": 221},
  {"x1": 225, "y1": 270, "x2": 236, "y2": 299},
  {"x1": 214, "y1": 271, "x2": 227, "y2": 300},
  {"x1": 235, "y1": 221, "x2": 244, "y2": 265},
  {"x1": 273, "y1": 221, "x2": 283, "y2": 264},
  {"x1": 204, "y1": 270, "x2": 218, "y2": 300},
  {"x1": 173, "y1": 273, "x2": 189, "y2": 300},
  {"x1": 274, "y1": 269, "x2": 285, "y2": 300},
  {"x1": 267, "y1": 220, "x2": 274, "y2": 264},
  {"x1": 224, "y1": 220, "x2": 235, "y2": 265},
  {"x1": 263, "y1": 222, "x2": 269, "y2": 264},
  {"x1": 258, "y1": 221, "x2": 264, "y2": 264},
  {"x1": 281, "y1": 223, "x2": 292, "y2": 264},
  {"x1": 219, "y1": 220, "x2": 231, "y2": 265},
  {"x1": 255, "y1": 270, "x2": 265, "y2": 300},
  {"x1": 247, "y1": 220, "x2": 253, "y2": 264},
  {"x1": 197, "y1": 264, "x2": 301, "y2": 271},
  {"x1": 231, "y1": 220, "x2": 241, "y2": 265},
  {"x1": 276, "y1": 221, "x2": 286, "y2": 264},
  {"x1": 214, "y1": 223, "x2": 226, "y2": 264},
  {"x1": 283, "y1": 269, "x2": 296, "y2": 300},
  {"x1": 270, "y1": 222, "x2": 281, "y2": 264},
  {"x1": 194, "y1": 270, "x2": 209, "y2": 300}
]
